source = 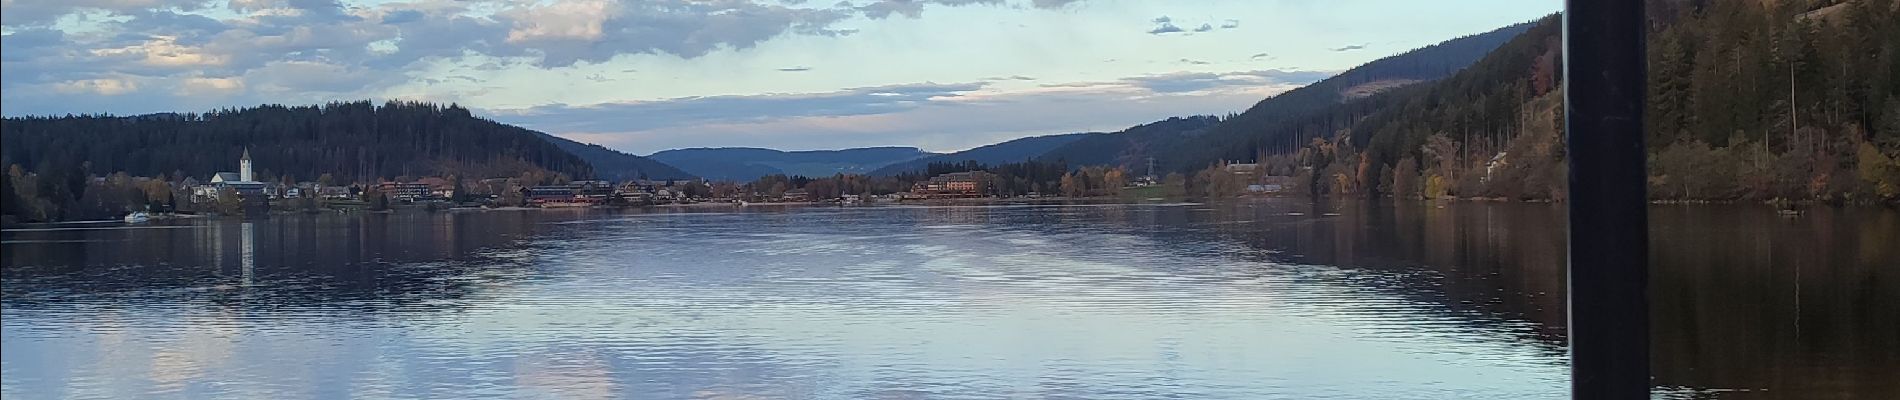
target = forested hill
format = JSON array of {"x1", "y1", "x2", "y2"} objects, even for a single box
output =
[
  {"x1": 0, "y1": 101, "x2": 594, "y2": 184},
  {"x1": 1038, "y1": 116, "x2": 1222, "y2": 170},
  {"x1": 1154, "y1": 18, "x2": 1543, "y2": 172},
  {"x1": 1253, "y1": 0, "x2": 1899, "y2": 204},
  {"x1": 535, "y1": 133, "x2": 694, "y2": 181},
  {"x1": 870, "y1": 133, "x2": 1098, "y2": 176},
  {"x1": 1038, "y1": 20, "x2": 1536, "y2": 173},
  {"x1": 1264, "y1": 13, "x2": 1569, "y2": 199}
]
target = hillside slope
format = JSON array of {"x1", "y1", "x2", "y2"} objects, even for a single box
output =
[
  {"x1": 1038, "y1": 116, "x2": 1221, "y2": 170},
  {"x1": 1251, "y1": 3, "x2": 1898, "y2": 204},
  {"x1": 870, "y1": 133, "x2": 1098, "y2": 176},
  {"x1": 1154, "y1": 19, "x2": 1541, "y2": 172}
]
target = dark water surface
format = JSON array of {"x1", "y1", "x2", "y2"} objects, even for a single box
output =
[{"x1": 3, "y1": 201, "x2": 1895, "y2": 399}]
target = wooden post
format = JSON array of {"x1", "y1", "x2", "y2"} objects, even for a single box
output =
[{"x1": 1564, "y1": 1, "x2": 1650, "y2": 398}]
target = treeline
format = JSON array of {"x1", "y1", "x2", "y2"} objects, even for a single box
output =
[
  {"x1": 1640, "y1": 0, "x2": 1900, "y2": 202},
  {"x1": 1, "y1": 101, "x2": 597, "y2": 221},
  {"x1": 727, "y1": 159, "x2": 1133, "y2": 199},
  {"x1": 3, "y1": 168, "x2": 180, "y2": 222},
  {"x1": 1245, "y1": 1, "x2": 1900, "y2": 204},
  {"x1": 1, "y1": 101, "x2": 591, "y2": 183}
]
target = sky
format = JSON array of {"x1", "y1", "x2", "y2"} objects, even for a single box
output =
[{"x1": 0, "y1": 0, "x2": 1561, "y2": 155}]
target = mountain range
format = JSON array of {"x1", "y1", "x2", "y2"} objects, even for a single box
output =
[
  {"x1": 535, "y1": 133, "x2": 694, "y2": 181},
  {"x1": 648, "y1": 147, "x2": 937, "y2": 181},
  {"x1": 846, "y1": 18, "x2": 1539, "y2": 177},
  {"x1": 0, "y1": 18, "x2": 1535, "y2": 187}
]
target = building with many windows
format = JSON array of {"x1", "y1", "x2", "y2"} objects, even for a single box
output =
[{"x1": 911, "y1": 171, "x2": 993, "y2": 198}]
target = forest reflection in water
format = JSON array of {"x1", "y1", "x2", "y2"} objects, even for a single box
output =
[{"x1": 2, "y1": 201, "x2": 1895, "y2": 399}]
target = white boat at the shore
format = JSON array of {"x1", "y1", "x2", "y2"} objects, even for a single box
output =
[{"x1": 123, "y1": 212, "x2": 151, "y2": 223}]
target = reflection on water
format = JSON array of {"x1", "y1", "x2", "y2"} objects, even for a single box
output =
[{"x1": 2, "y1": 202, "x2": 1894, "y2": 399}]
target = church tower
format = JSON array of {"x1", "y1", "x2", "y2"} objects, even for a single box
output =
[{"x1": 239, "y1": 148, "x2": 254, "y2": 182}]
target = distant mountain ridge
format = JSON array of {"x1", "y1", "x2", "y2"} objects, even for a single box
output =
[
  {"x1": 636, "y1": 20, "x2": 1540, "y2": 180},
  {"x1": 534, "y1": 133, "x2": 694, "y2": 180},
  {"x1": 649, "y1": 146, "x2": 937, "y2": 181},
  {"x1": 869, "y1": 133, "x2": 1098, "y2": 176}
]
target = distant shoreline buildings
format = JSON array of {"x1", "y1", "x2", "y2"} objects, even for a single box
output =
[{"x1": 170, "y1": 148, "x2": 1214, "y2": 215}]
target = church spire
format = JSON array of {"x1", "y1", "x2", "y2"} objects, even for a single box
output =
[{"x1": 239, "y1": 147, "x2": 254, "y2": 182}]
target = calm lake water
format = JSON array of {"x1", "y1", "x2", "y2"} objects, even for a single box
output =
[{"x1": 3, "y1": 200, "x2": 1895, "y2": 399}]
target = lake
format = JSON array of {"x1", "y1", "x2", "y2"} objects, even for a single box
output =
[{"x1": 3, "y1": 200, "x2": 1895, "y2": 399}]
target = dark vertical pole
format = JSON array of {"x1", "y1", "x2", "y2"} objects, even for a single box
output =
[{"x1": 1564, "y1": 1, "x2": 1649, "y2": 399}]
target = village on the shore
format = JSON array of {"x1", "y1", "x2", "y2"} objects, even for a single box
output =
[{"x1": 126, "y1": 149, "x2": 1297, "y2": 219}]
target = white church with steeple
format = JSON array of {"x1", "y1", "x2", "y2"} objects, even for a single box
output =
[{"x1": 202, "y1": 148, "x2": 266, "y2": 198}]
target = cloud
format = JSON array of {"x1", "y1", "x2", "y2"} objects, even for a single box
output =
[
  {"x1": 89, "y1": 35, "x2": 230, "y2": 68},
  {"x1": 1249, "y1": 53, "x2": 1272, "y2": 60},
  {"x1": 1330, "y1": 43, "x2": 1370, "y2": 52},
  {"x1": 1179, "y1": 58, "x2": 1210, "y2": 65},
  {"x1": 54, "y1": 76, "x2": 142, "y2": 96},
  {"x1": 178, "y1": 76, "x2": 246, "y2": 95},
  {"x1": 1150, "y1": 16, "x2": 1230, "y2": 35},
  {"x1": 0, "y1": 28, "x2": 67, "y2": 63},
  {"x1": 503, "y1": 0, "x2": 613, "y2": 43},
  {"x1": 1147, "y1": 22, "x2": 1183, "y2": 35},
  {"x1": 777, "y1": 66, "x2": 814, "y2": 72},
  {"x1": 491, "y1": 82, "x2": 988, "y2": 134},
  {"x1": 0, "y1": 0, "x2": 898, "y2": 113},
  {"x1": 1, "y1": 0, "x2": 212, "y2": 27},
  {"x1": 856, "y1": 0, "x2": 1009, "y2": 19},
  {"x1": 380, "y1": 9, "x2": 424, "y2": 24},
  {"x1": 498, "y1": 1, "x2": 856, "y2": 66},
  {"x1": 1030, "y1": 0, "x2": 1083, "y2": 9},
  {"x1": 1115, "y1": 69, "x2": 1331, "y2": 93}
]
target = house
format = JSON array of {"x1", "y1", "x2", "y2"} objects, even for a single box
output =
[
  {"x1": 782, "y1": 189, "x2": 810, "y2": 202},
  {"x1": 378, "y1": 182, "x2": 432, "y2": 201},
  {"x1": 615, "y1": 181, "x2": 655, "y2": 197},
  {"x1": 636, "y1": 178, "x2": 701, "y2": 187},
  {"x1": 319, "y1": 186, "x2": 353, "y2": 199},
  {"x1": 414, "y1": 177, "x2": 457, "y2": 199},
  {"x1": 912, "y1": 171, "x2": 992, "y2": 198},
  {"x1": 524, "y1": 181, "x2": 614, "y2": 207},
  {"x1": 1224, "y1": 162, "x2": 1260, "y2": 175}
]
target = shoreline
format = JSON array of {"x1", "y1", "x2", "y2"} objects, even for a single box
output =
[{"x1": 6, "y1": 196, "x2": 1889, "y2": 227}]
